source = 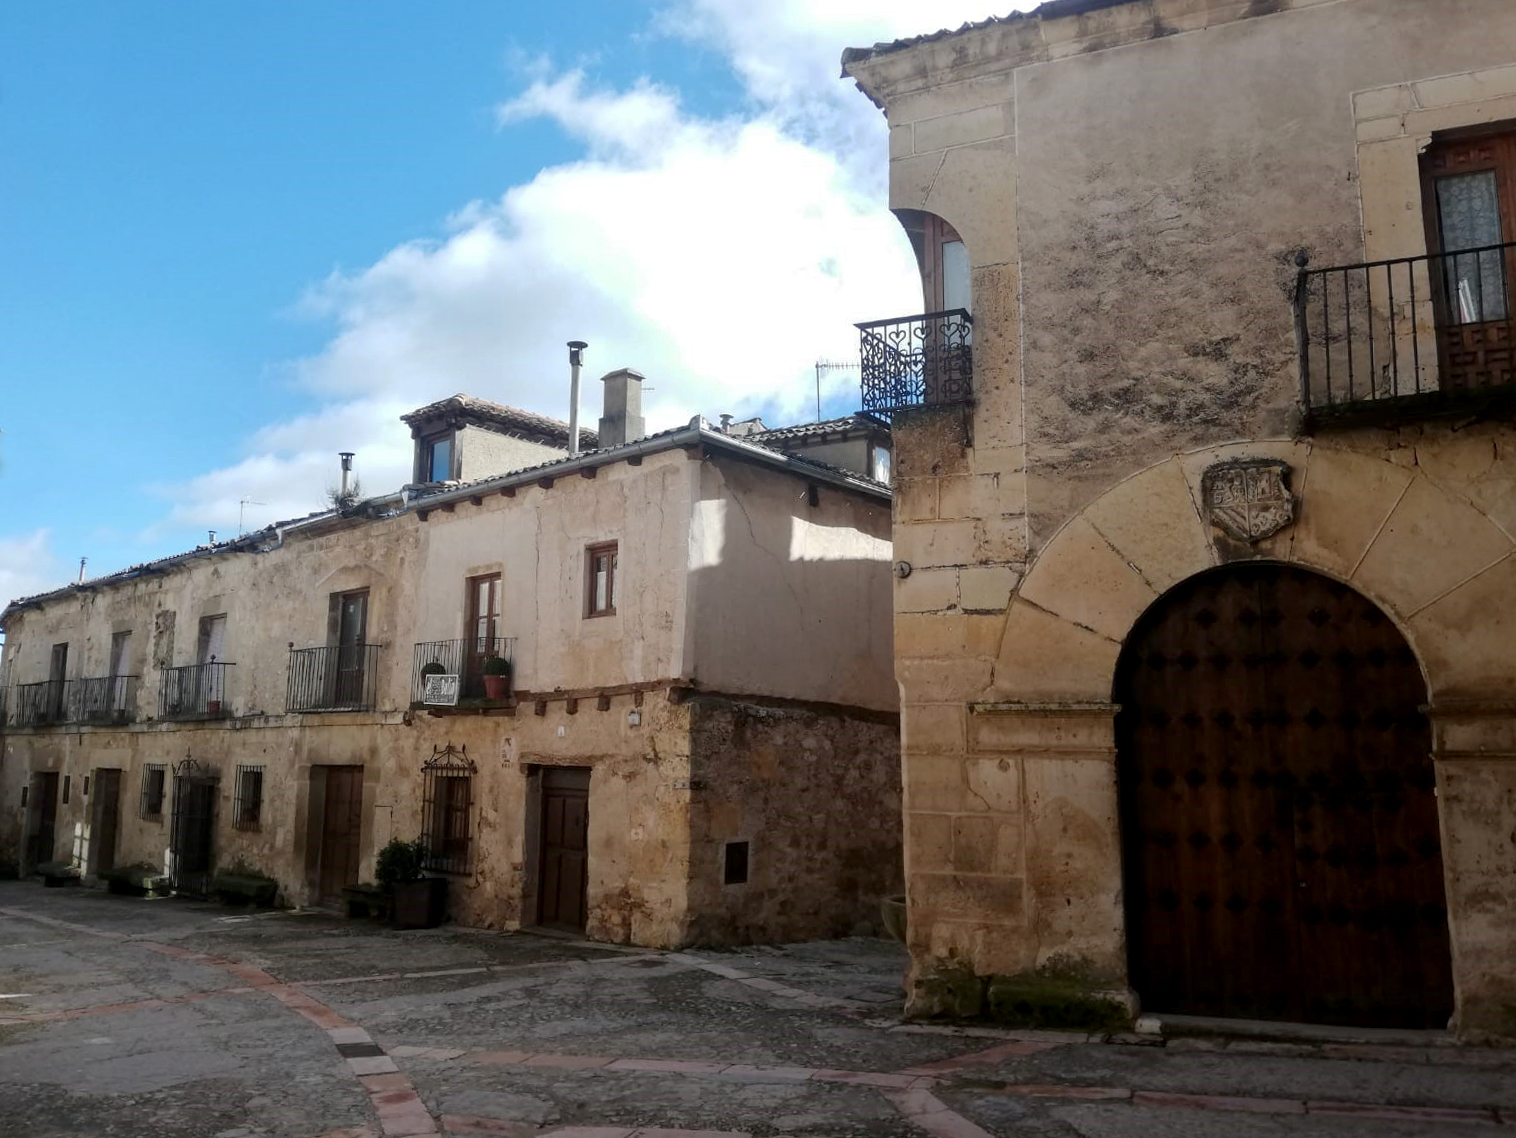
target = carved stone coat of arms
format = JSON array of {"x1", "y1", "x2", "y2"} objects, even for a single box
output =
[{"x1": 1201, "y1": 459, "x2": 1295, "y2": 543}]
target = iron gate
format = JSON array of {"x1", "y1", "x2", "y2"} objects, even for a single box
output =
[{"x1": 170, "y1": 759, "x2": 220, "y2": 895}]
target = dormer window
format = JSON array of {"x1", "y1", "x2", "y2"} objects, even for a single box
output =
[{"x1": 419, "y1": 431, "x2": 455, "y2": 483}]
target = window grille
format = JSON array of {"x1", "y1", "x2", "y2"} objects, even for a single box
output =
[
  {"x1": 233, "y1": 765, "x2": 264, "y2": 831},
  {"x1": 140, "y1": 763, "x2": 167, "y2": 819},
  {"x1": 421, "y1": 743, "x2": 475, "y2": 875}
]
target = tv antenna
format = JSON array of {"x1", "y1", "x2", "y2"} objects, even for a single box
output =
[
  {"x1": 813, "y1": 359, "x2": 858, "y2": 422},
  {"x1": 239, "y1": 499, "x2": 267, "y2": 536}
]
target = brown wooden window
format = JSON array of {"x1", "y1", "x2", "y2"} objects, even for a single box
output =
[
  {"x1": 234, "y1": 765, "x2": 264, "y2": 831},
  {"x1": 585, "y1": 542, "x2": 618, "y2": 618},
  {"x1": 417, "y1": 431, "x2": 455, "y2": 483},
  {"x1": 1422, "y1": 128, "x2": 1516, "y2": 391},
  {"x1": 140, "y1": 764, "x2": 166, "y2": 820}
]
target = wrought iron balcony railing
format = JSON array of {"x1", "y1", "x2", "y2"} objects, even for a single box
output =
[
  {"x1": 1297, "y1": 241, "x2": 1516, "y2": 427},
  {"x1": 160, "y1": 662, "x2": 234, "y2": 720},
  {"x1": 9, "y1": 677, "x2": 138, "y2": 727},
  {"x1": 72, "y1": 675, "x2": 138, "y2": 725},
  {"x1": 411, "y1": 637, "x2": 515, "y2": 705},
  {"x1": 858, "y1": 309, "x2": 973, "y2": 414},
  {"x1": 13, "y1": 680, "x2": 69, "y2": 727},
  {"x1": 287, "y1": 643, "x2": 380, "y2": 712}
]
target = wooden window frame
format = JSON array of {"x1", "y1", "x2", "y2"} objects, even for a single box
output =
[
  {"x1": 584, "y1": 542, "x2": 618, "y2": 618},
  {"x1": 417, "y1": 430, "x2": 457, "y2": 483}
]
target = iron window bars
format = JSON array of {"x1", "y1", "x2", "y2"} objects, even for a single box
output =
[
  {"x1": 140, "y1": 763, "x2": 167, "y2": 820},
  {"x1": 421, "y1": 743, "x2": 475, "y2": 875},
  {"x1": 233, "y1": 764, "x2": 264, "y2": 831}
]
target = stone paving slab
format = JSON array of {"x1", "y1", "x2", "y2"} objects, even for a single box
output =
[
  {"x1": 5, "y1": 882, "x2": 1516, "y2": 1138},
  {"x1": 413, "y1": 1063, "x2": 922, "y2": 1137},
  {"x1": 953, "y1": 1040, "x2": 1516, "y2": 1111},
  {"x1": 954, "y1": 1094, "x2": 1509, "y2": 1137}
]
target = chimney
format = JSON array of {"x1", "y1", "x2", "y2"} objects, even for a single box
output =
[
  {"x1": 598, "y1": 368, "x2": 646, "y2": 449},
  {"x1": 339, "y1": 452, "x2": 354, "y2": 498},
  {"x1": 719, "y1": 414, "x2": 733, "y2": 434},
  {"x1": 567, "y1": 341, "x2": 588, "y2": 457}
]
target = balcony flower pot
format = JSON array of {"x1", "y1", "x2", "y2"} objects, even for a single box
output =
[
  {"x1": 391, "y1": 876, "x2": 448, "y2": 929},
  {"x1": 481, "y1": 656, "x2": 511, "y2": 700},
  {"x1": 205, "y1": 699, "x2": 222, "y2": 716}
]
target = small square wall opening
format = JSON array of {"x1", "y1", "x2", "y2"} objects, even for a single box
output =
[{"x1": 723, "y1": 840, "x2": 750, "y2": 886}]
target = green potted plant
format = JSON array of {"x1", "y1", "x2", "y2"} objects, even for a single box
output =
[
  {"x1": 375, "y1": 837, "x2": 447, "y2": 929},
  {"x1": 481, "y1": 655, "x2": 512, "y2": 700}
]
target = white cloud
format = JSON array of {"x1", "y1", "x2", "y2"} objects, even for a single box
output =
[
  {"x1": 150, "y1": 3, "x2": 1017, "y2": 546},
  {"x1": 0, "y1": 529, "x2": 66, "y2": 605}
]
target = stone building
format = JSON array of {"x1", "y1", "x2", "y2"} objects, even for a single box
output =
[
  {"x1": 0, "y1": 372, "x2": 900, "y2": 948},
  {"x1": 843, "y1": 0, "x2": 1516, "y2": 1041}
]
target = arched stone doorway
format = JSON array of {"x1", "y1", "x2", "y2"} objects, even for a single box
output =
[{"x1": 1114, "y1": 563, "x2": 1454, "y2": 1029}]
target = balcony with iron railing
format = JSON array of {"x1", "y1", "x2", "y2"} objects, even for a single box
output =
[
  {"x1": 858, "y1": 309, "x2": 974, "y2": 415},
  {"x1": 159, "y1": 661, "x2": 234, "y2": 721},
  {"x1": 411, "y1": 637, "x2": 516, "y2": 708},
  {"x1": 10, "y1": 676, "x2": 138, "y2": 728},
  {"x1": 286, "y1": 643, "x2": 381, "y2": 712},
  {"x1": 1296, "y1": 241, "x2": 1516, "y2": 428},
  {"x1": 71, "y1": 675, "x2": 138, "y2": 725},
  {"x1": 13, "y1": 680, "x2": 67, "y2": 727}
]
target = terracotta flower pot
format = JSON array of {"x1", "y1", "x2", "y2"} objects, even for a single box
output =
[{"x1": 482, "y1": 674, "x2": 510, "y2": 700}]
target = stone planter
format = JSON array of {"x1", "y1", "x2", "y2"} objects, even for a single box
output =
[
  {"x1": 391, "y1": 877, "x2": 448, "y2": 929},
  {"x1": 880, "y1": 894, "x2": 907, "y2": 943}
]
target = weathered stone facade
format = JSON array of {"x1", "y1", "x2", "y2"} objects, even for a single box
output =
[
  {"x1": 846, "y1": 0, "x2": 1516, "y2": 1041},
  {"x1": 0, "y1": 416, "x2": 900, "y2": 949}
]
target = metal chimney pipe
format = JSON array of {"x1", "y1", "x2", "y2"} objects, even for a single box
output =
[
  {"x1": 567, "y1": 341, "x2": 588, "y2": 457},
  {"x1": 339, "y1": 452, "x2": 355, "y2": 498}
]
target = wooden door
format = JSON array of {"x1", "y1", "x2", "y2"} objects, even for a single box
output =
[
  {"x1": 463, "y1": 574, "x2": 501, "y2": 698},
  {"x1": 1422, "y1": 130, "x2": 1516, "y2": 391},
  {"x1": 318, "y1": 766, "x2": 364, "y2": 904},
  {"x1": 90, "y1": 769, "x2": 123, "y2": 876},
  {"x1": 331, "y1": 592, "x2": 369, "y2": 707},
  {"x1": 1116, "y1": 565, "x2": 1453, "y2": 1029},
  {"x1": 26, "y1": 773, "x2": 59, "y2": 869},
  {"x1": 538, "y1": 767, "x2": 590, "y2": 931},
  {"x1": 47, "y1": 643, "x2": 67, "y2": 721}
]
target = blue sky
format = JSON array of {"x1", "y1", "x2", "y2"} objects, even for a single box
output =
[{"x1": 0, "y1": 1, "x2": 1011, "y2": 601}]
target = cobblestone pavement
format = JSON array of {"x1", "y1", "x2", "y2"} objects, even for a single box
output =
[{"x1": 2, "y1": 882, "x2": 1514, "y2": 1137}]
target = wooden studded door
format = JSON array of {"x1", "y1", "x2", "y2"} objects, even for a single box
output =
[
  {"x1": 538, "y1": 766, "x2": 590, "y2": 931},
  {"x1": 318, "y1": 766, "x2": 364, "y2": 905},
  {"x1": 1115, "y1": 564, "x2": 1453, "y2": 1029}
]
